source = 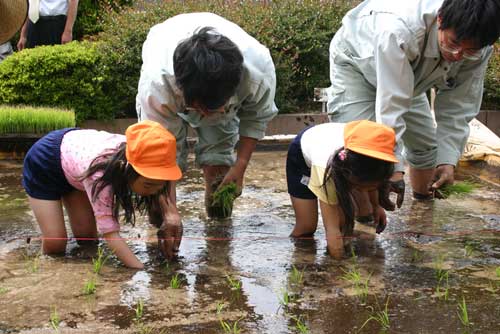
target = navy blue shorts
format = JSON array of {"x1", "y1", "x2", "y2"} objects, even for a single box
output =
[
  {"x1": 286, "y1": 126, "x2": 317, "y2": 200},
  {"x1": 22, "y1": 128, "x2": 78, "y2": 200}
]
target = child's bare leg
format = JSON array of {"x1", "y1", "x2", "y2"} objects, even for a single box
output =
[
  {"x1": 63, "y1": 190, "x2": 97, "y2": 245},
  {"x1": 290, "y1": 196, "x2": 318, "y2": 237},
  {"x1": 351, "y1": 189, "x2": 373, "y2": 220},
  {"x1": 28, "y1": 196, "x2": 67, "y2": 254}
]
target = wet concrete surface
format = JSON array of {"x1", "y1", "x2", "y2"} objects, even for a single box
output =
[{"x1": 0, "y1": 152, "x2": 499, "y2": 333}]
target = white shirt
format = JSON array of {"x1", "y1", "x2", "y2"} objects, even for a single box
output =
[
  {"x1": 136, "y1": 12, "x2": 278, "y2": 140},
  {"x1": 38, "y1": 0, "x2": 68, "y2": 17},
  {"x1": 300, "y1": 123, "x2": 346, "y2": 205}
]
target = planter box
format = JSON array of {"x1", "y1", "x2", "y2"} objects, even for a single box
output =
[{"x1": 0, "y1": 134, "x2": 42, "y2": 160}]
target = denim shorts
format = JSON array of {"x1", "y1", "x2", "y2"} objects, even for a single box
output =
[
  {"x1": 22, "y1": 128, "x2": 77, "y2": 200},
  {"x1": 286, "y1": 126, "x2": 317, "y2": 200}
]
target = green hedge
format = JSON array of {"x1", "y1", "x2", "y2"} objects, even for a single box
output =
[
  {"x1": 482, "y1": 43, "x2": 500, "y2": 110},
  {"x1": 0, "y1": 42, "x2": 112, "y2": 123},
  {"x1": 74, "y1": 0, "x2": 134, "y2": 39}
]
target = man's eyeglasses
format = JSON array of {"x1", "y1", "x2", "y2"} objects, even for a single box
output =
[{"x1": 440, "y1": 36, "x2": 483, "y2": 61}]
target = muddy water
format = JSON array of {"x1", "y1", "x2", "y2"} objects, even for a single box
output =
[{"x1": 0, "y1": 153, "x2": 499, "y2": 334}]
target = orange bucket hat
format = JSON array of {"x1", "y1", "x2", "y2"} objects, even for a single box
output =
[
  {"x1": 344, "y1": 120, "x2": 399, "y2": 163},
  {"x1": 125, "y1": 120, "x2": 182, "y2": 181}
]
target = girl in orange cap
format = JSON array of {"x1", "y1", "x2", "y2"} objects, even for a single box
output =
[
  {"x1": 286, "y1": 120, "x2": 398, "y2": 259},
  {"x1": 22, "y1": 120, "x2": 182, "y2": 268}
]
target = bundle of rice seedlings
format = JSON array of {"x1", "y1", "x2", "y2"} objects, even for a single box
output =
[{"x1": 0, "y1": 105, "x2": 75, "y2": 135}]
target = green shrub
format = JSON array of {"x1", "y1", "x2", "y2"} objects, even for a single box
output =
[
  {"x1": 97, "y1": 0, "x2": 350, "y2": 116},
  {"x1": 0, "y1": 41, "x2": 113, "y2": 123},
  {"x1": 0, "y1": 105, "x2": 75, "y2": 134},
  {"x1": 482, "y1": 43, "x2": 500, "y2": 110},
  {"x1": 74, "y1": 0, "x2": 134, "y2": 39}
]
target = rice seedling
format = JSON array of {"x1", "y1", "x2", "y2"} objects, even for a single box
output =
[
  {"x1": 226, "y1": 274, "x2": 242, "y2": 291},
  {"x1": 433, "y1": 255, "x2": 446, "y2": 281},
  {"x1": 290, "y1": 315, "x2": 309, "y2": 334},
  {"x1": 82, "y1": 275, "x2": 97, "y2": 295},
  {"x1": 134, "y1": 299, "x2": 145, "y2": 323},
  {"x1": 495, "y1": 267, "x2": 500, "y2": 278},
  {"x1": 341, "y1": 265, "x2": 371, "y2": 302},
  {"x1": 216, "y1": 300, "x2": 225, "y2": 314},
  {"x1": 279, "y1": 288, "x2": 295, "y2": 309},
  {"x1": 457, "y1": 296, "x2": 471, "y2": 327},
  {"x1": 0, "y1": 105, "x2": 75, "y2": 135},
  {"x1": 209, "y1": 182, "x2": 238, "y2": 218},
  {"x1": 411, "y1": 250, "x2": 423, "y2": 262},
  {"x1": 436, "y1": 181, "x2": 476, "y2": 198},
  {"x1": 162, "y1": 262, "x2": 171, "y2": 275},
  {"x1": 290, "y1": 265, "x2": 304, "y2": 286},
  {"x1": 464, "y1": 243, "x2": 475, "y2": 257},
  {"x1": 435, "y1": 271, "x2": 449, "y2": 301},
  {"x1": 23, "y1": 251, "x2": 40, "y2": 273},
  {"x1": 49, "y1": 306, "x2": 60, "y2": 332},
  {"x1": 169, "y1": 273, "x2": 183, "y2": 289},
  {"x1": 0, "y1": 287, "x2": 8, "y2": 295},
  {"x1": 358, "y1": 297, "x2": 390, "y2": 333},
  {"x1": 220, "y1": 318, "x2": 242, "y2": 334},
  {"x1": 92, "y1": 246, "x2": 109, "y2": 275}
]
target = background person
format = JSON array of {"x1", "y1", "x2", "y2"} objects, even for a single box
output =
[
  {"x1": 286, "y1": 120, "x2": 397, "y2": 259},
  {"x1": 17, "y1": 0, "x2": 79, "y2": 50},
  {"x1": 136, "y1": 12, "x2": 278, "y2": 218},
  {"x1": 327, "y1": 0, "x2": 500, "y2": 210},
  {"x1": 22, "y1": 121, "x2": 182, "y2": 269}
]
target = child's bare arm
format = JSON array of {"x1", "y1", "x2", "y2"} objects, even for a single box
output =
[
  {"x1": 319, "y1": 200, "x2": 344, "y2": 259},
  {"x1": 368, "y1": 190, "x2": 388, "y2": 233},
  {"x1": 103, "y1": 231, "x2": 144, "y2": 269}
]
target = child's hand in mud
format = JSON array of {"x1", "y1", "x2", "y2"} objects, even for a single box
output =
[
  {"x1": 373, "y1": 205, "x2": 387, "y2": 234},
  {"x1": 157, "y1": 195, "x2": 182, "y2": 260},
  {"x1": 378, "y1": 178, "x2": 405, "y2": 211}
]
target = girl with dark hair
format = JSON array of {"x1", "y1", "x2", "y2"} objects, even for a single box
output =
[
  {"x1": 286, "y1": 120, "x2": 398, "y2": 259},
  {"x1": 22, "y1": 120, "x2": 182, "y2": 268}
]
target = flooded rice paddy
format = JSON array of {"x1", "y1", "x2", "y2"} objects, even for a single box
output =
[{"x1": 0, "y1": 152, "x2": 499, "y2": 333}]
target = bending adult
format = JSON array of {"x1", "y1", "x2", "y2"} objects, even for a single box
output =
[
  {"x1": 328, "y1": 0, "x2": 500, "y2": 209},
  {"x1": 137, "y1": 13, "x2": 278, "y2": 221}
]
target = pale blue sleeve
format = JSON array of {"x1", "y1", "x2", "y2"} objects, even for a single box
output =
[{"x1": 434, "y1": 47, "x2": 492, "y2": 166}]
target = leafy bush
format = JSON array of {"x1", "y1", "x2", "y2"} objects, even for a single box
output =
[
  {"x1": 0, "y1": 42, "x2": 113, "y2": 123},
  {"x1": 482, "y1": 43, "x2": 500, "y2": 110},
  {"x1": 74, "y1": 0, "x2": 134, "y2": 39},
  {"x1": 0, "y1": 105, "x2": 75, "y2": 134},
  {"x1": 97, "y1": 0, "x2": 350, "y2": 116}
]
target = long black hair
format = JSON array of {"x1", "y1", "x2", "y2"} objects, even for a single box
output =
[
  {"x1": 79, "y1": 143, "x2": 170, "y2": 226},
  {"x1": 323, "y1": 148, "x2": 394, "y2": 236}
]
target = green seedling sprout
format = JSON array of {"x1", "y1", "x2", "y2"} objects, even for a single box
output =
[
  {"x1": 0, "y1": 287, "x2": 8, "y2": 295},
  {"x1": 290, "y1": 265, "x2": 304, "y2": 286},
  {"x1": 210, "y1": 182, "x2": 238, "y2": 218},
  {"x1": 170, "y1": 273, "x2": 182, "y2": 289},
  {"x1": 92, "y1": 246, "x2": 109, "y2": 275},
  {"x1": 23, "y1": 250, "x2": 40, "y2": 273},
  {"x1": 435, "y1": 271, "x2": 449, "y2": 301},
  {"x1": 433, "y1": 255, "x2": 446, "y2": 281},
  {"x1": 457, "y1": 296, "x2": 470, "y2": 327},
  {"x1": 436, "y1": 181, "x2": 476, "y2": 198},
  {"x1": 49, "y1": 306, "x2": 60, "y2": 332},
  {"x1": 83, "y1": 275, "x2": 97, "y2": 295},
  {"x1": 358, "y1": 297, "x2": 390, "y2": 333},
  {"x1": 278, "y1": 288, "x2": 294, "y2": 309},
  {"x1": 290, "y1": 315, "x2": 309, "y2": 334},
  {"x1": 411, "y1": 250, "x2": 423, "y2": 262},
  {"x1": 216, "y1": 300, "x2": 225, "y2": 314},
  {"x1": 495, "y1": 267, "x2": 500, "y2": 278},
  {"x1": 134, "y1": 299, "x2": 144, "y2": 323},
  {"x1": 341, "y1": 265, "x2": 371, "y2": 302},
  {"x1": 220, "y1": 318, "x2": 242, "y2": 334},
  {"x1": 464, "y1": 243, "x2": 475, "y2": 258},
  {"x1": 226, "y1": 274, "x2": 242, "y2": 291}
]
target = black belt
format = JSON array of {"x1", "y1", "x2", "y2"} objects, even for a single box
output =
[{"x1": 38, "y1": 15, "x2": 66, "y2": 21}]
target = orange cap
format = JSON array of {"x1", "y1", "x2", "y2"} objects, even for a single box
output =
[
  {"x1": 344, "y1": 120, "x2": 399, "y2": 163},
  {"x1": 125, "y1": 121, "x2": 182, "y2": 181}
]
